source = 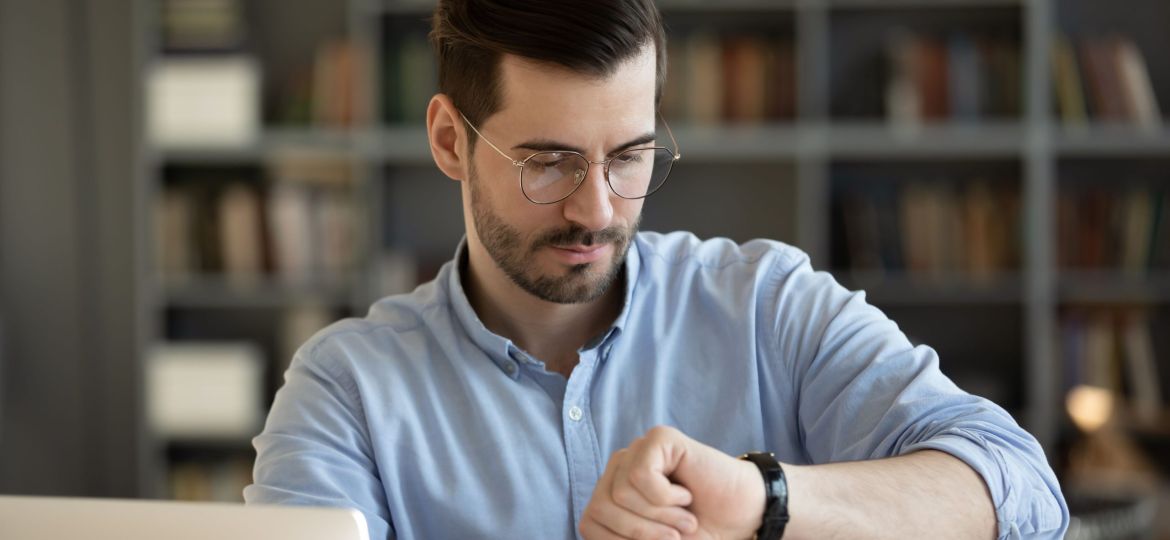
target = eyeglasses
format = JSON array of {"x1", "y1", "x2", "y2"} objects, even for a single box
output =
[{"x1": 460, "y1": 111, "x2": 681, "y2": 205}]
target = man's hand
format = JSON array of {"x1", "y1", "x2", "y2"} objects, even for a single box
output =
[{"x1": 579, "y1": 425, "x2": 766, "y2": 540}]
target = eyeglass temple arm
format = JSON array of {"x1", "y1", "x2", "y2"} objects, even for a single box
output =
[
  {"x1": 459, "y1": 112, "x2": 525, "y2": 167},
  {"x1": 658, "y1": 111, "x2": 681, "y2": 160}
]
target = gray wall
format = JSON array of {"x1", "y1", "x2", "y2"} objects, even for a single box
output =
[{"x1": 0, "y1": 0, "x2": 140, "y2": 497}]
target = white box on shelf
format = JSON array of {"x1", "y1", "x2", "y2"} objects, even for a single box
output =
[
  {"x1": 146, "y1": 342, "x2": 264, "y2": 439},
  {"x1": 147, "y1": 56, "x2": 260, "y2": 149}
]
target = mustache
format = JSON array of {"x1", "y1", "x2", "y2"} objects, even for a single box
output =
[{"x1": 532, "y1": 225, "x2": 629, "y2": 250}]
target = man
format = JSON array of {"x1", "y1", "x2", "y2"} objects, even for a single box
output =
[{"x1": 245, "y1": 1, "x2": 1069, "y2": 538}]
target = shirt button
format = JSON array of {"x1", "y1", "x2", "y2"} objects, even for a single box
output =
[
  {"x1": 503, "y1": 362, "x2": 516, "y2": 374},
  {"x1": 568, "y1": 406, "x2": 584, "y2": 422}
]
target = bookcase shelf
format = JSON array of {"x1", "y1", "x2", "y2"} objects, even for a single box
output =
[
  {"x1": 150, "y1": 129, "x2": 361, "y2": 163},
  {"x1": 1060, "y1": 273, "x2": 1170, "y2": 304},
  {"x1": 160, "y1": 277, "x2": 361, "y2": 309},
  {"x1": 132, "y1": 0, "x2": 1170, "y2": 509},
  {"x1": 840, "y1": 273, "x2": 1024, "y2": 305},
  {"x1": 1054, "y1": 127, "x2": 1170, "y2": 156},
  {"x1": 824, "y1": 122, "x2": 1026, "y2": 157}
]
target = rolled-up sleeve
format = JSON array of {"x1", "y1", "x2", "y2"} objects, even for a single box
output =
[
  {"x1": 243, "y1": 343, "x2": 393, "y2": 540},
  {"x1": 772, "y1": 256, "x2": 1069, "y2": 539}
]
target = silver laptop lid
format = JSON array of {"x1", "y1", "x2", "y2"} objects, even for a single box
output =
[{"x1": 0, "y1": 496, "x2": 370, "y2": 540}]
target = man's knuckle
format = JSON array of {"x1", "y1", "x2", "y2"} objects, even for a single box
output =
[
  {"x1": 647, "y1": 424, "x2": 677, "y2": 440},
  {"x1": 612, "y1": 485, "x2": 638, "y2": 507}
]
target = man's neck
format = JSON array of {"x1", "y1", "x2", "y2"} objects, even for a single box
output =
[{"x1": 462, "y1": 246, "x2": 624, "y2": 377}]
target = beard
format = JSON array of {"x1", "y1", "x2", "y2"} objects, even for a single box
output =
[{"x1": 468, "y1": 162, "x2": 638, "y2": 304}]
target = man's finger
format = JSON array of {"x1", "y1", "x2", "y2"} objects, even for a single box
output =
[
  {"x1": 582, "y1": 498, "x2": 683, "y2": 540},
  {"x1": 610, "y1": 459, "x2": 698, "y2": 534}
]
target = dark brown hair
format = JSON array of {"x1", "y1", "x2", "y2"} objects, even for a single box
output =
[{"x1": 430, "y1": 0, "x2": 666, "y2": 134}]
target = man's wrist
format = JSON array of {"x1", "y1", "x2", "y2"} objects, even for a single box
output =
[
  {"x1": 738, "y1": 452, "x2": 789, "y2": 540},
  {"x1": 737, "y1": 458, "x2": 767, "y2": 539}
]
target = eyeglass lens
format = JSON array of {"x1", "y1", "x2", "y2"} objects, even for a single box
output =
[{"x1": 521, "y1": 148, "x2": 675, "y2": 203}]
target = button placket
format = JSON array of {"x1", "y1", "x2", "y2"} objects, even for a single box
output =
[{"x1": 562, "y1": 350, "x2": 603, "y2": 532}]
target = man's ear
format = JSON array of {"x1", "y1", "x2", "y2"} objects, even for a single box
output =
[{"x1": 427, "y1": 93, "x2": 468, "y2": 182}]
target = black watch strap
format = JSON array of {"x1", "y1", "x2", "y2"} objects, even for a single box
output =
[{"x1": 739, "y1": 452, "x2": 789, "y2": 540}]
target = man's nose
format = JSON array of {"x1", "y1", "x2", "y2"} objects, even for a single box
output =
[{"x1": 561, "y1": 161, "x2": 615, "y2": 232}]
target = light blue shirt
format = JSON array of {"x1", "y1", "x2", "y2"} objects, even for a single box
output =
[{"x1": 244, "y1": 232, "x2": 1069, "y2": 539}]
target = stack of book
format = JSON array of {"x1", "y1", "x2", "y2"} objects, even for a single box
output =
[
  {"x1": 1052, "y1": 34, "x2": 1162, "y2": 130},
  {"x1": 1058, "y1": 187, "x2": 1170, "y2": 272},
  {"x1": 836, "y1": 178, "x2": 1020, "y2": 280},
  {"x1": 885, "y1": 30, "x2": 1021, "y2": 125},
  {"x1": 660, "y1": 32, "x2": 796, "y2": 125}
]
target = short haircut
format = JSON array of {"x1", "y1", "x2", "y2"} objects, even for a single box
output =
[{"x1": 430, "y1": 0, "x2": 667, "y2": 135}]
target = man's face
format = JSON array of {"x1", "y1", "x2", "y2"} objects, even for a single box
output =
[{"x1": 464, "y1": 47, "x2": 657, "y2": 304}]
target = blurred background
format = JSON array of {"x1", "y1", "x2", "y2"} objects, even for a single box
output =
[{"x1": 2, "y1": 0, "x2": 1169, "y2": 537}]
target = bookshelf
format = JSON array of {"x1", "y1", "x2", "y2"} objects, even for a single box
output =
[{"x1": 134, "y1": 0, "x2": 1170, "y2": 515}]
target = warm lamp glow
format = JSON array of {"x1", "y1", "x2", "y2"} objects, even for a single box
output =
[{"x1": 1066, "y1": 385, "x2": 1114, "y2": 433}]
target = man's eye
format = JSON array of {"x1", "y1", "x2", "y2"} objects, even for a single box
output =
[
  {"x1": 617, "y1": 152, "x2": 644, "y2": 164},
  {"x1": 531, "y1": 153, "x2": 567, "y2": 166}
]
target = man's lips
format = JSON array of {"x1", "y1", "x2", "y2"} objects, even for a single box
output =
[{"x1": 548, "y1": 243, "x2": 611, "y2": 264}]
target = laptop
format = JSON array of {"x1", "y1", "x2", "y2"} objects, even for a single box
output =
[{"x1": 0, "y1": 495, "x2": 370, "y2": 540}]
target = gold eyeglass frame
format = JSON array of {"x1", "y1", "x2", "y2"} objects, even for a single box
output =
[{"x1": 459, "y1": 111, "x2": 682, "y2": 205}]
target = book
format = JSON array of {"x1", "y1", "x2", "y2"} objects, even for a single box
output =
[
  {"x1": 1119, "y1": 188, "x2": 1153, "y2": 275},
  {"x1": 310, "y1": 39, "x2": 371, "y2": 128},
  {"x1": 1080, "y1": 38, "x2": 1127, "y2": 122},
  {"x1": 1151, "y1": 191, "x2": 1170, "y2": 270},
  {"x1": 963, "y1": 181, "x2": 997, "y2": 281},
  {"x1": 886, "y1": 30, "x2": 923, "y2": 128},
  {"x1": 722, "y1": 35, "x2": 767, "y2": 123},
  {"x1": 917, "y1": 37, "x2": 950, "y2": 121},
  {"x1": 1120, "y1": 312, "x2": 1162, "y2": 425},
  {"x1": 687, "y1": 32, "x2": 723, "y2": 126},
  {"x1": 840, "y1": 190, "x2": 884, "y2": 274},
  {"x1": 267, "y1": 184, "x2": 315, "y2": 283},
  {"x1": 157, "y1": 187, "x2": 197, "y2": 282},
  {"x1": 948, "y1": 33, "x2": 981, "y2": 122},
  {"x1": 1114, "y1": 37, "x2": 1163, "y2": 131},
  {"x1": 899, "y1": 182, "x2": 931, "y2": 274},
  {"x1": 765, "y1": 39, "x2": 796, "y2": 121},
  {"x1": 660, "y1": 37, "x2": 690, "y2": 121},
  {"x1": 1083, "y1": 312, "x2": 1119, "y2": 393},
  {"x1": 217, "y1": 183, "x2": 265, "y2": 284},
  {"x1": 398, "y1": 34, "x2": 436, "y2": 125},
  {"x1": 1051, "y1": 34, "x2": 1089, "y2": 128}
]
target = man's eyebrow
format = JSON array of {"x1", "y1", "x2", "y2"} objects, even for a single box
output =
[{"x1": 512, "y1": 132, "x2": 657, "y2": 157}]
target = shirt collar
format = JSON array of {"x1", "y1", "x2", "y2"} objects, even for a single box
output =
[{"x1": 444, "y1": 235, "x2": 641, "y2": 377}]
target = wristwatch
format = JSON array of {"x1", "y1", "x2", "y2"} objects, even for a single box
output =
[{"x1": 738, "y1": 452, "x2": 789, "y2": 540}]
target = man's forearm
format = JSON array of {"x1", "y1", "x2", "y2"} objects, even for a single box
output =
[{"x1": 780, "y1": 450, "x2": 997, "y2": 540}]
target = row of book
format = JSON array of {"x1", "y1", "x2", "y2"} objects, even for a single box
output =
[
  {"x1": 885, "y1": 31, "x2": 1022, "y2": 125},
  {"x1": 277, "y1": 39, "x2": 372, "y2": 128},
  {"x1": 1057, "y1": 188, "x2": 1170, "y2": 272},
  {"x1": 835, "y1": 179, "x2": 1020, "y2": 279},
  {"x1": 155, "y1": 153, "x2": 361, "y2": 283},
  {"x1": 1052, "y1": 35, "x2": 1162, "y2": 130},
  {"x1": 1060, "y1": 308, "x2": 1164, "y2": 426},
  {"x1": 660, "y1": 33, "x2": 796, "y2": 125}
]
